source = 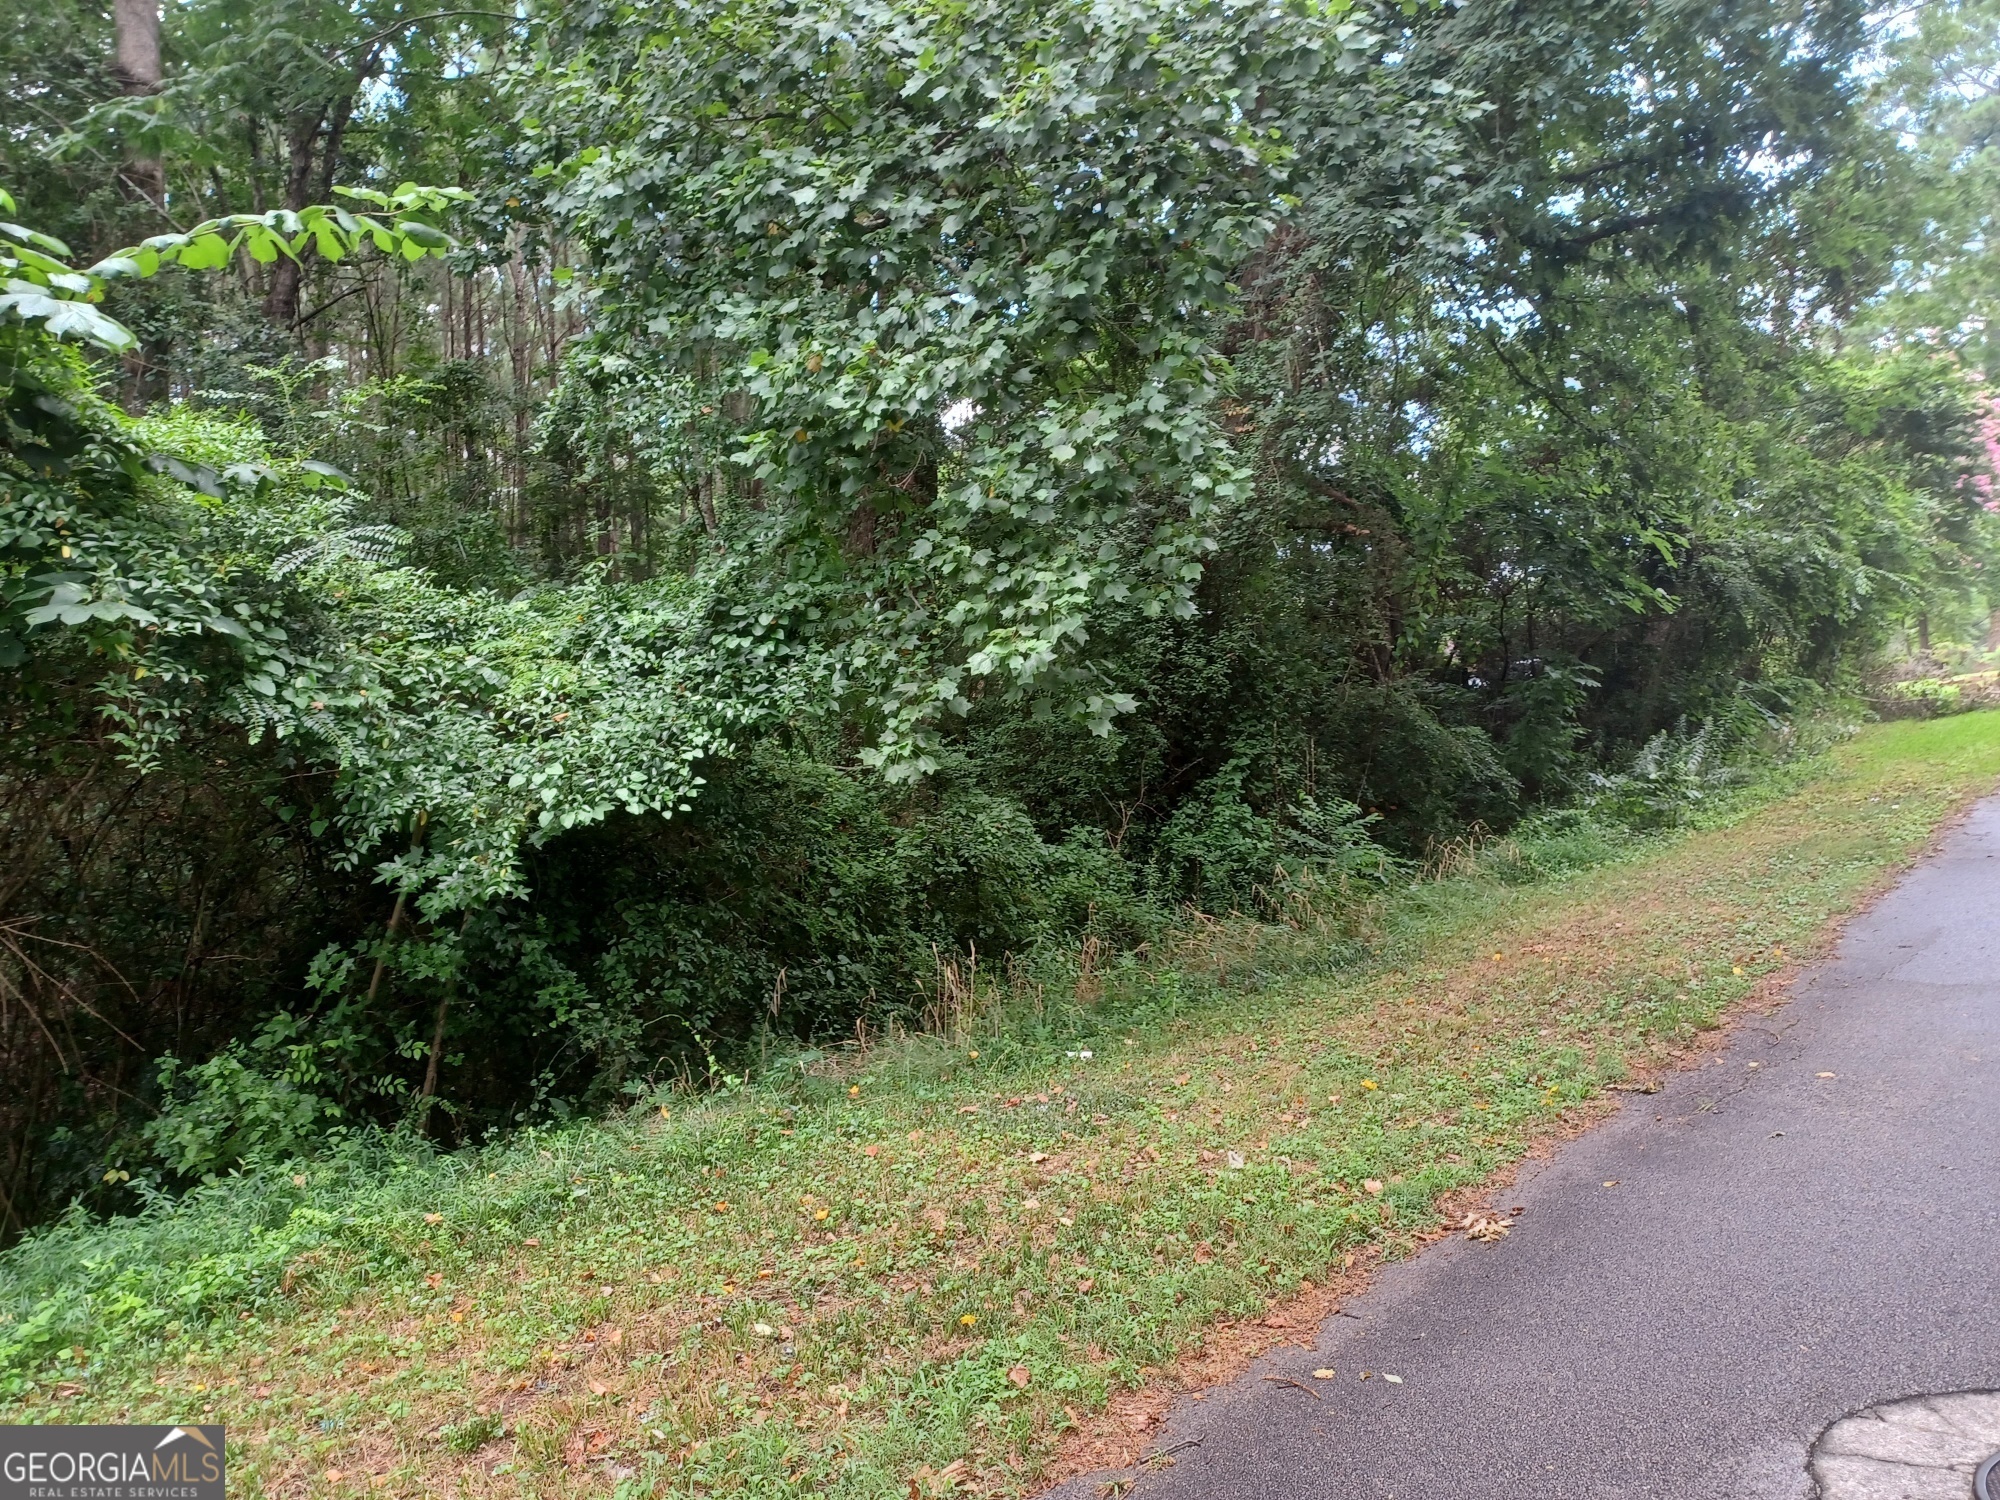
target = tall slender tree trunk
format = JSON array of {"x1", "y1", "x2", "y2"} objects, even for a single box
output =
[
  {"x1": 261, "y1": 109, "x2": 326, "y2": 328},
  {"x1": 111, "y1": 0, "x2": 164, "y2": 209},
  {"x1": 112, "y1": 0, "x2": 168, "y2": 407}
]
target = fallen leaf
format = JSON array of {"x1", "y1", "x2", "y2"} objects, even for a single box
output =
[
  {"x1": 1312, "y1": 1368, "x2": 1336, "y2": 1380},
  {"x1": 754, "y1": 1323, "x2": 776, "y2": 1338},
  {"x1": 957, "y1": 1105, "x2": 980, "y2": 1115},
  {"x1": 1362, "y1": 1179, "x2": 1383, "y2": 1195},
  {"x1": 863, "y1": 1145, "x2": 880, "y2": 1158},
  {"x1": 1077, "y1": 1279, "x2": 1095, "y2": 1293},
  {"x1": 1383, "y1": 1373, "x2": 1403, "y2": 1384},
  {"x1": 1007, "y1": 1365, "x2": 1031, "y2": 1388},
  {"x1": 1226, "y1": 1151, "x2": 1246, "y2": 1170},
  {"x1": 1602, "y1": 1180, "x2": 1619, "y2": 1188},
  {"x1": 1029, "y1": 1151, "x2": 1049, "y2": 1164},
  {"x1": 423, "y1": 1213, "x2": 443, "y2": 1225},
  {"x1": 589, "y1": 1379, "x2": 609, "y2": 1395}
]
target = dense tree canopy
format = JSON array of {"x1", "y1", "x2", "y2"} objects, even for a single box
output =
[{"x1": 0, "y1": 0, "x2": 1994, "y2": 1232}]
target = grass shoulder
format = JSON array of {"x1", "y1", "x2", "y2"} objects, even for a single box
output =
[{"x1": 4, "y1": 712, "x2": 1997, "y2": 1498}]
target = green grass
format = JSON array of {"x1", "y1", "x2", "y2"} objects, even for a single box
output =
[{"x1": 5, "y1": 713, "x2": 1999, "y2": 1499}]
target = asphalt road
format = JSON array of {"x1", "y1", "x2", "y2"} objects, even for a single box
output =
[{"x1": 1049, "y1": 797, "x2": 2000, "y2": 1500}]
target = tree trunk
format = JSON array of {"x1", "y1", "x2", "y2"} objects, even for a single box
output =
[
  {"x1": 111, "y1": 0, "x2": 164, "y2": 209},
  {"x1": 262, "y1": 109, "x2": 327, "y2": 327},
  {"x1": 112, "y1": 0, "x2": 167, "y2": 407}
]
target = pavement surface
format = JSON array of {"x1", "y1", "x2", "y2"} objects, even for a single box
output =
[{"x1": 1048, "y1": 797, "x2": 2000, "y2": 1500}]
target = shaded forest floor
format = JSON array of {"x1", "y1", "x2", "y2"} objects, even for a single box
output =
[{"x1": 6, "y1": 713, "x2": 2000, "y2": 1499}]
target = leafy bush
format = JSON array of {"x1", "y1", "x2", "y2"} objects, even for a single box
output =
[
  {"x1": 143, "y1": 1044, "x2": 342, "y2": 1179},
  {"x1": 1148, "y1": 759, "x2": 1401, "y2": 917},
  {"x1": 1584, "y1": 718, "x2": 1750, "y2": 830}
]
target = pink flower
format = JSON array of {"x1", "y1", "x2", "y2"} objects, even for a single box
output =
[{"x1": 1964, "y1": 386, "x2": 2000, "y2": 514}]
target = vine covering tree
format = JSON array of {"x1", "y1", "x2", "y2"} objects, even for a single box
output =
[{"x1": 0, "y1": 0, "x2": 1995, "y2": 1231}]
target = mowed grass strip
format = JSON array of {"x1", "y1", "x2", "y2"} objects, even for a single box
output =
[{"x1": 5, "y1": 714, "x2": 1998, "y2": 1499}]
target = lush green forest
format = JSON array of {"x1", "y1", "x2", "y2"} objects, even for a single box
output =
[{"x1": 4, "y1": 0, "x2": 1999, "y2": 1237}]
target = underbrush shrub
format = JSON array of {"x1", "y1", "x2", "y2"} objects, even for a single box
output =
[
  {"x1": 392, "y1": 747, "x2": 1170, "y2": 1125},
  {"x1": 144, "y1": 1042, "x2": 344, "y2": 1178},
  {"x1": 1584, "y1": 716, "x2": 1751, "y2": 829},
  {"x1": 1146, "y1": 757, "x2": 1404, "y2": 917}
]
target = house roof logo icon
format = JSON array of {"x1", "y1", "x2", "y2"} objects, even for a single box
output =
[{"x1": 153, "y1": 1427, "x2": 218, "y2": 1452}]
